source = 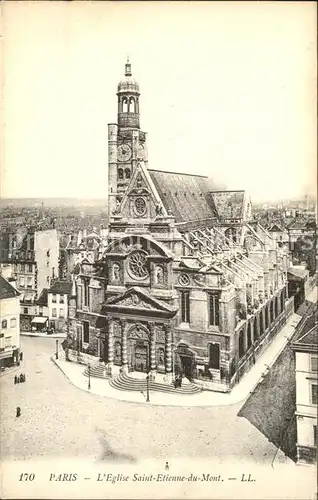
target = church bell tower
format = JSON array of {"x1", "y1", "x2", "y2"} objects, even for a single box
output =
[{"x1": 108, "y1": 58, "x2": 148, "y2": 217}]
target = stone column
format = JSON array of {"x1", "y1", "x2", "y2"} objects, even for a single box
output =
[
  {"x1": 164, "y1": 322, "x2": 173, "y2": 382},
  {"x1": 96, "y1": 333, "x2": 101, "y2": 359},
  {"x1": 107, "y1": 319, "x2": 114, "y2": 375},
  {"x1": 251, "y1": 318, "x2": 255, "y2": 345},
  {"x1": 285, "y1": 282, "x2": 289, "y2": 300},
  {"x1": 244, "y1": 323, "x2": 248, "y2": 352},
  {"x1": 261, "y1": 307, "x2": 266, "y2": 334},
  {"x1": 120, "y1": 319, "x2": 128, "y2": 373},
  {"x1": 149, "y1": 322, "x2": 156, "y2": 375}
]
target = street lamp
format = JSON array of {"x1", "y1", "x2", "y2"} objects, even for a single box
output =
[
  {"x1": 88, "y1": 363, "x2": 91, "y2": 390},
  {"x1": 55, "y1": 339, "x2": 59, "y2": 360},
  {"x1": 146, "y1": 373, "x2": 150, "y2": 402}
]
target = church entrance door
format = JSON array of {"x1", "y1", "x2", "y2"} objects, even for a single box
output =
[
  {"x1": 180, "y1": 355, "x2": 193, "y2": 380},
  {"x1": 134, "y1": 344, "x2": 149, "y2": 373}
]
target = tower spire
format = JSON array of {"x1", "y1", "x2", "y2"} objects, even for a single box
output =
[{"x1": 125, "y1": 56, "x2": 132, "y2": 77}]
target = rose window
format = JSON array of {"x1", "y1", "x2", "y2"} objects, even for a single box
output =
[
  {"x1": 134, "y1": 197, "x2": 146, "y2": 216},
  {"x1": 127, "y1": 251, "x2": 148, "y2": 279}
]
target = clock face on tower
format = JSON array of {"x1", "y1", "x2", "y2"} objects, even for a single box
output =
[{"x1": 117, "y1": 143, "x2": 132, "y2": 162}]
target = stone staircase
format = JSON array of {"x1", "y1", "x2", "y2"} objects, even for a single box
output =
[
  {"x1": 109, "y1": 373, "x2": 202, "y2": 395},
  {"x1": 83, "y1": 363, "x2": 109, "y2": 379}
]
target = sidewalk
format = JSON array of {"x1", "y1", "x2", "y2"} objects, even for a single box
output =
[
  {"x1": 52, "y1": 309, "x2": 306, "y2": 408},
  {"x1": 21, "y1": 331, "x2": 66, "y2": 339}
]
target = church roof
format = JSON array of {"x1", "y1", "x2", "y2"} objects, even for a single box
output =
[
  {"x1": 148, "y1": 169, "x2": 218, "y2": 225},
  {"x1": 209, "y1": 190, "x2": 245, "y2": 220}
]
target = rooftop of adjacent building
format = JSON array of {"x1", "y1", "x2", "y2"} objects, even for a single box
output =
[
  {"x1": 48, "y1": 280, "x2": 72, "y2": 296},
  {"x1": 0, "y1": 274, "x2": 20, "y2": 300},
  {"x1": 287, "y1": 265, "x2": 309, "y2": 280},
  {"x1": 291, "y1": 304, "x2": 318, "y2": 352},
  {"x1": 35, "y1": 288, "x2": 48, "y2": 306}
]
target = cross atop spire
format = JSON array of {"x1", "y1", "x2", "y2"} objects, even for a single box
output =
[{"x1": 125, "y1": 56, "x2": 132, "y2": 77}]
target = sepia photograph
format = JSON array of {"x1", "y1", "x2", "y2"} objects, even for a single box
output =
[{"x1": 0, "y1": 1, "x2": 317, "y2": 499}]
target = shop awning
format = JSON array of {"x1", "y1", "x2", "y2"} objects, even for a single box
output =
[
  {"x1": 31, "y1": 317, "x2": 48, "y2": 324},
  {"x1": 0, "y1": 350, "x2": 13, "y2": 360}
]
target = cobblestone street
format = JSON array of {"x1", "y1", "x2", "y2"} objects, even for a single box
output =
[{"x1": 1, "y1": 337, "x2": 291, "y2": 465}]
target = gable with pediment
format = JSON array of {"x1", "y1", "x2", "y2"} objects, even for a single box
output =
[
  {"x1": 120, "y1": 163, "x2": 166, "y2": 220},
  {"x1": 103, "y1": 287, "x2": 178, "y2": 317}
]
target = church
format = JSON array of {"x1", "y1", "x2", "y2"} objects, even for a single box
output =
[{"x1": 67, "y1": 59, "x2": 293, "y2": 392}]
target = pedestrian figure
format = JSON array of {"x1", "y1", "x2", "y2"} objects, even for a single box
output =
[
  {"x1": 19, "y1": 373, "x2": 24, "y2": 383},
  {"x1": 14, "y1": 375, "x2": 17, "y2": 385},
  {"x1": 16, "y1": 376, "x2": 20, "y2": 384},
  {"x1": 19, "y1": 352, "x2": 23, "y2": 362},
  {"x1": 23, "y1": 374, "x2": 26, "y2": 383},
  {"x1": 165, "y1": 461, "x2": 170, "y2": 471},
  {"x1": 16, "y1": 407, "x2": 21, "y2": 418}
]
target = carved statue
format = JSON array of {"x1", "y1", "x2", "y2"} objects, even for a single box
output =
[
  {"x1": 155, "y1": 204, "x2": 163, "y2": 217},
  {"x1": 114, "y1": 342, "x2": 121, "y2": 361},
  {"x1": 136, "y1": 174, "x2": 143, "y2": 188},
  {"x1": 158, "y1": 348, "x2": 165, "y2": 365},
  {"x1": 113, "y1": 262, "x2": 120, "y2": 281},
  {"x1": 155, "y1": 265, "x2": 164, "y2": 285},
  {"x1": 112, "y1": 202, "x2": 121, "y2": 216}
]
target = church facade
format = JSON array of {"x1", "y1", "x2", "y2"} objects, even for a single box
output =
[{"x1": 67, "y1": 60, "x2": 293, "y2": 392}]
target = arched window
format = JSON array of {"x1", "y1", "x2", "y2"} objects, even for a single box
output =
[
  {"x1": 239, "y1": 330, "x2": 245, "y2": 358},
  {"x1": 129, "y1": 97, "x2": 135, "y2": 113},
  {"x1": 2, "y1": 319, "x2": 7, "y2": 329},
  {"x1": 122, "y1": 97, "x2": 128, "y2": 113},
  {"x1": 125, "y1": 168, "x2": 131, "y2": 179},
  {"x1": 118, "y1": 168, "x2": 124, "y2": 180},
  {"x1": 247, "y1": 322, "x2": 252, "y2": 349}
]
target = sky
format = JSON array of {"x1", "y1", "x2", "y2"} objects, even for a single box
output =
[{"x1": 1, "y1": 1, "x2": 317, "y2": 203}]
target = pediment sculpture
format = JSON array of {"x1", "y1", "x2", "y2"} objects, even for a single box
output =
[{"x1": 119, "y1": 293, "x2": 152, "y2": 309}]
